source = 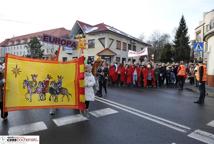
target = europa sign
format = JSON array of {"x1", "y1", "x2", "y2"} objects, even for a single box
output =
[{"x1": 42, "y1": 35, "x2": 77, "y2": 48}]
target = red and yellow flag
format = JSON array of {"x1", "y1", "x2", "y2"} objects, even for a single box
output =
[{"x1": 3, "y1": 54, "x2": 85, "y2": 112}]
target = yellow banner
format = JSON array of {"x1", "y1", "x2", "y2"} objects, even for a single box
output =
[{"x1": 4, "y1": 54, "x2": 85, "y2": 112}]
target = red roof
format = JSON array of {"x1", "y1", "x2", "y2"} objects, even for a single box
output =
[
  {"x1": 0, "y1": 27, "x2": 70, "y2": 46},
  {"x1": 76, "y1": 20, "x2": 150, "y2": 46}
]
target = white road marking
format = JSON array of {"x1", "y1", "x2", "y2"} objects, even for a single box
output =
[
  {"x1": 207, "y1": 120, "x2": 214, "y2": 128},
  {"x1": 188, "y1": 129, "x2": 214, "y2": 144},
  {"x1": 53, "y1": 114, "x2": 88, "y2": 126},
  {"x1": 95, "y1": 97, "x2": 191, "y2": 133},
  {"x1": 90, "y1": 108, "x2": 118, "y2": 118},
  {"x1": 8, "y1": 121, "x2": 47, "y2": 135}
]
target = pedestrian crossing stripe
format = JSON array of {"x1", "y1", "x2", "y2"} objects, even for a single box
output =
[
  {"x1": 89, "y1": 108, "x2": 118, "y2": 118},
  {"x1": 8, "y1": 121, "x2": 48, "y2": 135},
  {"x1": 53, "y1": 114, "x2": 88, "y2": 127},
  {"x1": 207, "y1": 120, "x2": 214, "y2": 128}
]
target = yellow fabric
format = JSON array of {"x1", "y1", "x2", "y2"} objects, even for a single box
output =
[
  {"x1": 80, "y1": 64, "x2": 84, "y2": 73},
  {"x1": 80, "y1": 94, "x2": 85, "y2": 102},
  {"x1": 5, "y1": 55, "x2": 79, "y2": 110},
  {"x1": 79, "y1": 80, "x2": 84, "y2": 88}
]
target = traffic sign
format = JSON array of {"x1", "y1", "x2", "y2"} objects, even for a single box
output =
[{"x1": 193, "y1": 42, "x2": 203, "y2": 52}]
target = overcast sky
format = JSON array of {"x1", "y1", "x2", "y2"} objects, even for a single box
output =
[{"x1": 0, "y1": 0, "x2": 213, "y2": 42}]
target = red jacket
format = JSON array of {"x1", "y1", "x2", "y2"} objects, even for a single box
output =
[
  {"x1": 120, "y1": 66, "x2": 126, "y2": 82},
  {"x1": 109, "y1": 65, "x2": 117, "y2": 82},
  {"x1": 126, "y1": 66, "x2": 134, "y2": 84}
]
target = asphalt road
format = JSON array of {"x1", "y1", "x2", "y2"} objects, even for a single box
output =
[{"x1": 1, "y1": 86, "x2": 214, "y2": 144}]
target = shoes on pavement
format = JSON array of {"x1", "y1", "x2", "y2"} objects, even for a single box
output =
[
  {"x1": 85, "y1": 109, "x2": 90, "y2": 118},
  {"x1": 2, "y1": 117, "x2": 7, "y2": 121},
  {"x1": 194, "y1": 101, "x2": 204, "y2": 104}
]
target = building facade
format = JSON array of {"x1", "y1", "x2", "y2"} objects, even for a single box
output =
[
  {"x1": 0, "y1": 28, "x2": 73, "y2": 62},
  {"x1": 71, "y1": 20, "x2": 150, "y2": 64},
  {"x1": 195, "y1": 9, "x2": 214, "y2": 86}
]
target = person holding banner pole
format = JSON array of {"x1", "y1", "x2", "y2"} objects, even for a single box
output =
[{"x1": 0, "y1": 67, "x2": 8, "y2": 120}]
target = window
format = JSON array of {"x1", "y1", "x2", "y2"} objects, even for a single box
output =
[
  {"x1": 128, "y1": 44, "x2": 131, "y2": 50},
  {"x1": 88, "y1": 39, "x2": 95, "y2": 48},
  {"x1": 116, "y1": 57, "x2": 120, "y2": 63},
  {"x1": 122, "y1": 58, "x2": 126, "y2": 63},
  {"x1": 122, "y1": 42, "x2": 127, "y2": 51},
  {"x1": 116, "y1": 40, "x2": 121, "y2": 50},
  {"x1": 62, "y1": 57, "x2": 67, "y2": 62},
  {"x1": 87, "y1": 56, "x2": 94, "y2": 64},
  {"x1": 133, "y1": 45, "x2": 136, "y2": 51},
  {"x1": 196, "y1": 31, "x2": 201, "y2": 41}
]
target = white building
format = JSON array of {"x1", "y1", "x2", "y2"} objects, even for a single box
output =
[
  {"x1": 71, "y1": 20, "x2": 150, "y2": 64},
  {"x1": 0, "y1": 28, "x2": 73, "y2": 62},
  {"x1": 195, "y1": 9, "x2": 214, "y2": 87}
]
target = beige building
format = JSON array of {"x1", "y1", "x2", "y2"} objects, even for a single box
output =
[
  {"x1": 0, "y1": 28, "x2": 73, "y2": 62},
  {"x1": 195, "y1": 9, "x2": 214, "y2": 86},
  {"x1": 71, "y1": 20, "x2": 150, "y2": 64}
]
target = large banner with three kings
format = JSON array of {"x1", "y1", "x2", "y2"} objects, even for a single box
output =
[{"x1": 3, "y1": 54, "x2": 85, "y2": 112}]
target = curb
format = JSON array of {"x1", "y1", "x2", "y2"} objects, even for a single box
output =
[{"x1": 185, "y1": 87, "x2": 214, "y2": 98}]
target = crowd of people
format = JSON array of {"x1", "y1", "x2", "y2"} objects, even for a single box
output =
[
  {"x1": 91, "y1": 58, "x2": 207, "y2": 105},
  {"x1": 92, "y1": 60, "x2": 196, "y2": 90}
]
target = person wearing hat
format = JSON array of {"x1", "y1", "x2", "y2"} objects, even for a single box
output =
[{"x1": 194, "y1": 60, "x2": 207, "y2": 104}]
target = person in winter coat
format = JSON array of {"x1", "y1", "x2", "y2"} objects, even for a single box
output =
[
  {"x1": 142, "y1": 65, "x2": 148, "y2": 88},
  {"x1": 133, "y1": 65, "x2": 138, "y2": 87},
  {"x1": 126, "y1": 65, "x2": 134, "y2": 87},
  {"x1": 147, "y1": 64, "x2": 156, "y2": 88},
  {"x1": 120, "y1": 64, "x2": 126, "y2": 87},
  {"x1": 136, "y1": 64, "x2": 142, "y2": 87},
  {"x1": 117, "y1": 64, "x2": 122, "y2": 86},
  {"x1": 154, "y1": 64, "x2": 160, "y2": 88},
  {"x1": 109, "y1": 64, "x2": 116, "y2": 86},
  {"x1": 96, "y1": 62, "x2": 109, "y2": 97},
  {"x1": 83, "y1": 64, "x2": 96, "y2": 117},
  {"x1": 0, "y1": 69, "x2": 8, "y2": 120},
  {"x1": 177, "y1": 61, "x2": 187, "y2": 90}
]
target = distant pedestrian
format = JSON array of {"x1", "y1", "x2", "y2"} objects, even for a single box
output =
[
  {"x1": 194, "y1": 61, "x2": 207, "y2": 104},
  {"x1": 177, "y1": 61, "x2": 186, "y2": 90}
]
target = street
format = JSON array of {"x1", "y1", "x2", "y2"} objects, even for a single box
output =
[{"x1": 1, "y1": 87, "x2": 214, "y2": 144}]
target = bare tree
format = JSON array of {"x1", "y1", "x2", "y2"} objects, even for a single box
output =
[{"x1": 147, "y1": 31, "x2": 171, "y2": 62}]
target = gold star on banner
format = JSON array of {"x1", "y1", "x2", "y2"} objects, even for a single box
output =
[{"x1": 12, "y1": 65, "x2": 21, "y2": 78}]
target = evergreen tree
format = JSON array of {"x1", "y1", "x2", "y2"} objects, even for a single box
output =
[
  {"x1": 26, "y1": 37, "x2": 44, "y2": 58},
  {"x1": 173, "y1": 15, "x2": 191, "y2": 62}
]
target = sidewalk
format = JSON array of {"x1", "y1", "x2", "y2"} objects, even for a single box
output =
[{"x1": 185, "y1": 84, "x2": 214, "y2": 97}]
